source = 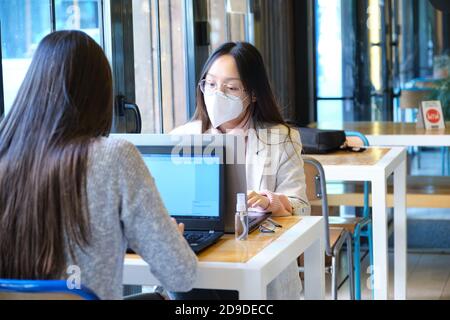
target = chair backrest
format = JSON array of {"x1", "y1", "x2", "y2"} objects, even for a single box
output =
[
  {"x1": 399, "y1": 88, "x2": 434, "y2": 109},
  {"x1": 302, "y1": 157, "x2": 332, "y2": 256},
  {"x1": 345, "y1": 131, "x2": 369, "y2": 148},
  {"x1": 344, "y1": 131, "x2": 371, "y2": 219},
  {"x1": 0, "y1": 279, "x2": 99, "y2": 300}
]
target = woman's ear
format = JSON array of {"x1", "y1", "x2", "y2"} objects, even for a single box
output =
[{"x1": 252, "y1": 93, "x2": 257, "y2": 103}]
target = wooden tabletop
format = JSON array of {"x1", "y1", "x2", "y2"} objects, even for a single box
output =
[
  {"x1": 307, "y1": 147, "x2": 391, "y2": 166},
  {"x1": 127, "y1": 216, "x2": 302, "y2": 264},
  {"x1": 312, "y1": 121, "x2": 450, "y2": 136}
]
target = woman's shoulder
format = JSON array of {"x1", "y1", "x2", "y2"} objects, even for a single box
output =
[
  {"x1": 170, "y1": 120, "x2": 203, "y2": 135},
  {"x1": 89, "y1": 137, "x2": 142, "y2": 164},
  {"x1": 90, "y1": 136, "x2": 138, "y2": 153}
]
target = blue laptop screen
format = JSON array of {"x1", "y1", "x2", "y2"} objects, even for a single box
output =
[{"x1": 142, "y1": 154, "x2": 221, "y2": 218}]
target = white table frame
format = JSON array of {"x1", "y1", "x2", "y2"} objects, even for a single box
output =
[
  {"x1": 320, "y1": 147, "x2": 407, "y2": 300},
  {"x1": 368, "y1": 134, "x2": 450, "y2": 147},
  {"x1": 124, "y1": 216, "x2": 325, "y2": 300},
  {"x1": 315, "y1": 122, "x2": 450, "y2": 147}
]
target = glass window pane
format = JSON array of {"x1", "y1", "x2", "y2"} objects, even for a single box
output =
[
  {"x1": 208, "y1": 0, "x2": 251, "y2": 52},
  {"x1": 208, "y1": 0, "x2": 227, "y2": 50},
  {"x1": 316, "y1": 0, "x2": 343, "y2": 98},
  {"x1": 159, "y1": 0, "x2": 188, "y2": 132},
  {"x1": 226, "y1": 0, "x2": 248, "y2": 43},
  {"x1": 133, "y1": 0, "x2": 159, "y2": 133},
  {"x1": 0, "y1": 0, "x2": 51, "y2": 115},
  {"x1": 55, "y1": 0, "x2": 102, "y2": 44},
  {"x1": 368, "y1": 0, "x2": 382, "y2": 93},
  {"x1": 132, "y1": 0, "x2": 188, "y2": 133},
  {"x1": 317, "y1": 99, "x2": 343, "y2": 127},
  {"x1": 1, "y1": 0, "x2": 103, "y2": 116}
]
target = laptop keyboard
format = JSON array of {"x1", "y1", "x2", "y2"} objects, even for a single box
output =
[
  {"x1": 183, "y1": 231, "x2": 213, "y2": 245},
  {"x1": 126, "y1": 231, "x2": 219, "y2": 255},
  {"x1": 183, "y1": 230, "x2": 223, "y2": 254}
]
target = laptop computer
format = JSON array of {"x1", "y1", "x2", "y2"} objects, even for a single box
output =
[
  {"x1": 137, "y1": 144, "x2": 225, "y2": 254},
  {"x1": 113, "y1": 133, "x2": 271, "y2": 236}
]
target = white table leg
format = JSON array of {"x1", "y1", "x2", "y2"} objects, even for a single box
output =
[
  {"x1": 304, "y1": 229, "x2": 325, "y2": 300},
  {"x1": 239, "y1": 272, "x2": 267, "y2": 300},
  {"x1": 394, "y1": 157, "x2": 407, "y2": 300},
  {"x1": 372, "y1": 175, "x2": 389, "y2": 300}
]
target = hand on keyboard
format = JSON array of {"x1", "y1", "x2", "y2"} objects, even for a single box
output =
[{"x1": 171, "y1": 218, "x2": 185, "y2": 234}]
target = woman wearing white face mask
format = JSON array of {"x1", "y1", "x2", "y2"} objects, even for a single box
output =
[{"x1": 171, "y1": 42, "x2": 310, "y2": 300}]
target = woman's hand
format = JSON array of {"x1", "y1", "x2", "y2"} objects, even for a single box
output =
[
  {"x1": 247, "y1": 190, "x2": 270, "y2": 211},
  {"x1": 171, "y1": 218, "x2": 185, "y2": 234},
  {"x1": 248, "y1": 190, "x2": 294, "y2": 217}
]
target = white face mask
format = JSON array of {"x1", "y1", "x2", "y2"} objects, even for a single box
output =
[{"x1": 204, "y1": 91, "x2": 246, "y2": 128}]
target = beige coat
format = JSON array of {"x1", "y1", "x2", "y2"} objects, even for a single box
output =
[
  {"x1": 171, "y1": 120, "x2": 310, "y2": 215},
  {"x1": 171, "y1": 120, "x2": 310, "y2": 299}
]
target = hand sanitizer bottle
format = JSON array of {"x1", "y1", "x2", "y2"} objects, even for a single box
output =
[{"x1": 235, "y1": 193, "x2": 249, "y2": 241}]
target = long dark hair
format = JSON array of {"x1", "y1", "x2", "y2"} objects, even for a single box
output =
[
  {"x1": 0, "y1": 31, "x2": 113, "y2": 279},
  {"x1": 193, "y1": 42, "x2": 290, "y2": 134}
]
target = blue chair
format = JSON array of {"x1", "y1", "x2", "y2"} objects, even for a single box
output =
[
  {"x1": 337, "y1": 131, "x2": 373, "y2": 300},
  {"x1": 303, "y1": 157, "x2": 355, "y2": 300},
  {"x1": 0, "y1": 279, "x2": 99, "y2": 300}
]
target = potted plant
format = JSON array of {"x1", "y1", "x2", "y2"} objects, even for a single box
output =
[
  {"x1": 433, "y1": 54, "x2": 450, "y2": 79},
  {"x1": 428, "y1": 76, "x2": 450, "y2": 121}
]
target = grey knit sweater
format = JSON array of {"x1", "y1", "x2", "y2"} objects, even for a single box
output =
[{"x1": 66, "y1": 137, "x2": 198, "y2": 300}]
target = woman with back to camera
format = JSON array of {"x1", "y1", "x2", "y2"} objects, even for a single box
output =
[
  {"x1": 171, "y1": 42, "x2": 310, "y2": 299},
  {"x1": 0, "y1": 30, "x2": 197, "y2": 300}
]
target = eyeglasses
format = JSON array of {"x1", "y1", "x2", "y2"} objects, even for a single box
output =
[
  {"x1": 199, "y1": 79, "x2": 245, "y2": 99},
  {"x1": 259, "y1": 219, "x2": 283, "y2": 234}
]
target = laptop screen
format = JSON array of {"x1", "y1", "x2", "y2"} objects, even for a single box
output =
[{"x1": 141, "y1": 152, "x2": 221, "y2": 219}]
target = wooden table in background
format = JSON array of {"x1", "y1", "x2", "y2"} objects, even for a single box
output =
[
  {"x1": 309, "y1": 147, "x2": 407, "y2": 300},
  {"x1": 124, "y1": 216, "x2": 325, "y2": 300},
  {"x1": 313, "y1": 121, "x2": 450, "y2": 147}
]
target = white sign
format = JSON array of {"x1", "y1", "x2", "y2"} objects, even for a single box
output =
[{"x1": 417, "y1": 101, "x2": 446, "y2": 130}]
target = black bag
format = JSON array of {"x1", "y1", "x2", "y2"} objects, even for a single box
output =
[{"x1": 297, "y1": 127, "x2": 347, "y2": 154}]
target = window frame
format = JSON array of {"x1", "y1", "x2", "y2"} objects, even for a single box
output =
[
  {"x1": 184, "y1": 0, "x2": 197, "y2": 119},
  {"x1": 108, "y1": 0, "x2": 136, "y2": 103},
  {"x1": 50, "y1": 0, "x2": 57, "y2": 32}
]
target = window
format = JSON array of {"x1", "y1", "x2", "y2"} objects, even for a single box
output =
[
  {"x1": 177, "y1": 0, "x2": 254, "y2": 121},
  {"x1": 314, "y1": 0, "x2": 397, "y2": 125},
  {"x1": 0, "y1": 1, "x2": 51, "y2": 116},
  {"x1": 132, "y1": 0, "x2": 188, "y2": 133},
  {"x1": 55, "y1": 0, "x2": 103, "y2": 44},
  {"x1": 1, "y1": 0, "x2": 192, "y2": 133},
  {"x1": 315, "y1": 0, "x2": 345, "y2": 126},
  {"x1": 0, "y1": 0, "x2": 103, "y2": 116},
  {"x1": 313, "y1": 0, "x2": 450, "y2": 125},
  {"x1": 207, "y1": 0, "x2": 253, "y2": 51}
]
